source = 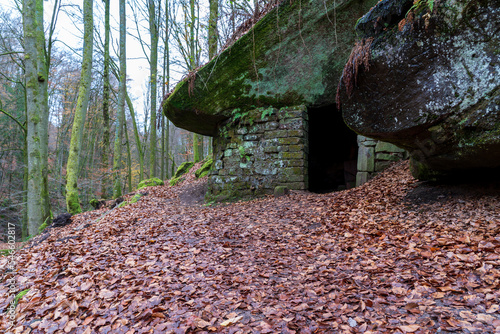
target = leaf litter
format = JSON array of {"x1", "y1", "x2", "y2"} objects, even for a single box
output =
[{"x1": 1, "y1": 161, "x2": 499, "y2": 333}]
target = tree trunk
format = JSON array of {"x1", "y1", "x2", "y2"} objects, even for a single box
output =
[
  {"x1": 125, "y1": 90, "x2": 144, "y2": 181},
  {"x1": 125, "y1": 121, "x2": 132, "y2": 192},
  {"x1": 208, "y1": 0, "x2": 219, "y2": 60},
  {"x1": 148, "y1": 0, "x2": 159, "y2": 178},
  {"x1": 24, "y1": 0, "x2": 44, "y2": 235},
  {"x1": 113, "y1": 0, "x2": 126, "y2": 198},
  {"x1": 65, "y1": 0, "x2": 93, "y2": 214},
  {"x1": 101, "y1": 0, "x2": 111, "y2": 199}
]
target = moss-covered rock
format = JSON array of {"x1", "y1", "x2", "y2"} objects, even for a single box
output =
[
  {"x1": 162, "y1": 0, "x2": 378, "y2": 136},
  {"x1": 137, "y1": 177, "x2": 164, "y2": 190},
  {"x1": 173, "y1": 162, "x2": 195, "y2": 179},
  {"x1": 339, "y1": 0, "x2": 500, "y2": 180},
  {"x1": 195, "y1": 158, "x2": 214, "y2": 178}
]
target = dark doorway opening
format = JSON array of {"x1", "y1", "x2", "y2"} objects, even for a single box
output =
[{"x1": 308, "y1": 105, "x2": 358, "y2": 193}]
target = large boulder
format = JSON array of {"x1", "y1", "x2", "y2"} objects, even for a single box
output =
[
  {"x1": 338, "y1": 0, "x2": 500, "y2": 180},
  {"x1": 162, "y1": 0, "x2": 378, "y2": 136}
]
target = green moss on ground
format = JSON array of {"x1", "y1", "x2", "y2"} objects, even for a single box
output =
[{"x1": 137, "y1": 177, "x2": 164, "y2": 190}]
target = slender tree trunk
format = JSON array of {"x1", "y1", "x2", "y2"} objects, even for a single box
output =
[
  {"x1": 22, "y1": 136, "x2": 28, "y2": 239},
  {"x1": 163, "y1": 0, "x2": 170, "y2": 178},
  {"x1": 148, "y1": 0, "x2": 159, "y2": 178},
  {"x1": 101, "y1": 0, "x2": 111, "y2": 199},
  {"x1": 24, "y1": 0, "x2": 44, "y2": 235},
  {"x1": 125, "y1": 122, "x2": 132, "y2": 192},
  {"x1": 113, "y1": 0, "x2": 126, "y2": 198},
  {"x1": 189, "y1": 0, "x2": 203, "y2": 163},
  {"x1": 125, "y1": 91, "x2": 144, "y2": 181},
  {"x1": 208, "y1": 0, "x2": 218, "y2": 59},
  {"x1": 37, "y1": 3, "x2": 51, "y2": 224},
  {"x1": 65, "y1": 0, "x2": 93, "y2": 214}
]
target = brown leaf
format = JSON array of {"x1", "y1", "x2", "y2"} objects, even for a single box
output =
[
  {"x1": 221, "y1": 315, "x2": 243, "y2": 327},
  {"x1": 399, "y1": 324, "x2": 420, "y2": 332},
  {"x1": 64, "y1": 320, "x2": 78, "y2": 333}
]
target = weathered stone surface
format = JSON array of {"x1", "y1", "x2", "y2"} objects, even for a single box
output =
[
  {"x1": 162, "y1": 0, "x2": 378, "y2": 136},
  {"x1": 357, "y1": 146, "x2": 374, "y2": 172},
  {"x1": 339, "y1": 0, "x2": 500, "y2": 180},
  {"x1": 207, "y1": 106, "x2": 308, "y2": 202}
]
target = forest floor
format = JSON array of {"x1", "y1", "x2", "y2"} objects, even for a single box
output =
[{"x1": 1, "y1": 161, "x2": 500, "y2": 334}]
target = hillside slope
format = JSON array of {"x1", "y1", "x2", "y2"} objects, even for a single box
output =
[{"x1": 1, "y1": 161, "x2": 499, "y2": 333}]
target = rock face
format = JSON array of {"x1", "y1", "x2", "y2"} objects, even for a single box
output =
[
  {"x1": 338, "y1": 0, "x2": 500, "y2": 180},
  {"x1": 162, "y1": 0, "x2": 378, "y2": 136}
]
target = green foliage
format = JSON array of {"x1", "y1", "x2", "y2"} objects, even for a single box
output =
[
  {"x1": 238, "y1": 146, "x2": 251, "y2": 162},
  {"x1": 37, "y1": 215, "x2": 52, "y2": 233},
  {"x1": 89, "y1": 198, "x2": 99, "y2": 209},
  {"x1": 260, "y1": 107, "x2": 274, "y2": 120},
  {"x1": 12, "y1": 289, "x2": 30, "y2": 309},
  {"x1": 406, "y1": 0, "x2": 435, "y2": 17},
  {"x1": 137, "y1": 177, "x2": 164, "y2": 190},
  {"x1": 231, "y1": 108, "x2": 252, "y2": 125},
  {"x1": 0, "y1": 249, "x2": 11, "y2": 256}
]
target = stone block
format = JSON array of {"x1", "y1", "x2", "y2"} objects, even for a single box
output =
[
  {"x1": 264, "y1": 146, "x2": 279, "y2": 153},
  {"x1": 357, "y1": 135, "x2": 376, "y2": 146},
  {"x1": 376, "y1": 153, "x2": 400, "y2": 162},
  {"x1": 243, "y1": 134, "x2": 259, "y2": 141},
  {"x1": 279, "y1": 152, "x2": 303, "y2": 159},
  {"x1": 284, "y1": 182, "x2": 306, "y2": 190},
  {"x1": 214, "y1": 160, "x2": 223, "y2": 170},
  {"x1": 288, "y1": 144, "x2": 303, "y2": 152},
  {"x1": 264, "y1": 121, "x2": 279, "y2": 130},
  {"x1": 278, "y1": 137, "x2": 302, "y2": 145},
  {"x1": 236, "y1": 128, "x2": 248, "y2": 135},
  {"x1": 288, "y1": 129, "x2": 304, "y2": 137},
  {"x1": 375, "y1": 141, "x2": 406, "y2": 153},
  {"x1": 274, "y1": 186, "x2": 290, "y2": 197},
  {"x1": 356, "y1": 171, "x2": 370, "y2": 187},
  {"x1": 264, "y1": 130, "x2": 289, "y2": 139},
  {"x1": 357, "y1": 146, "x2": 374, "y2": 172},
  {"x1": 255, "y1": 166, "x2": 278, "y2": 175}
]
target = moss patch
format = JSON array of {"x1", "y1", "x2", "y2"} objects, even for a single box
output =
[
  {"x1": 138, "y1": 177, "x2": 164, "y2": 190},
  {"x1": 173, "y1": 162, "x2": 195, "y2": 179},
  {"x1": 195, "y1": 158, "x2": 214, "y2": 178}
]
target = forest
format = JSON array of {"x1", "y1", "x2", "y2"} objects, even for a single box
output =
[
  {"x1": 0, "y1": 0, "x2": 269, "y2": 239},
  {"x1": 1, "y1": 0, "x2": 500, "y2": 332}
]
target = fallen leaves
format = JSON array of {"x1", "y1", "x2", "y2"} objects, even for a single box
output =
[{"x1": 1, "y1": 161, "x2": 499, "y2": 333}]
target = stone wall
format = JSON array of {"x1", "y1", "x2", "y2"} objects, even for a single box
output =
[
  {"x1": 207, "y1": 106, "x2": 308, "y2": 201},
  {"x1": 207, "y1": 106, "x2": 408, "y2": 201},
  {"x1": 356, "y1": 135, "x2": 408, "y2": 186}
]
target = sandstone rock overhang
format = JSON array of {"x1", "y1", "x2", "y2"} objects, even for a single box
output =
[
  {"x1": 162, "y1": 0, "x2": 379, "y2": 136},
  {"x1": 337, "y1": 0, "x2": 500, "y2": 180}
]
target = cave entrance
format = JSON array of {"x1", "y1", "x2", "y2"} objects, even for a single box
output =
[{"x1": 308, "y1": 105, "x2": 358, "y2": 193}]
